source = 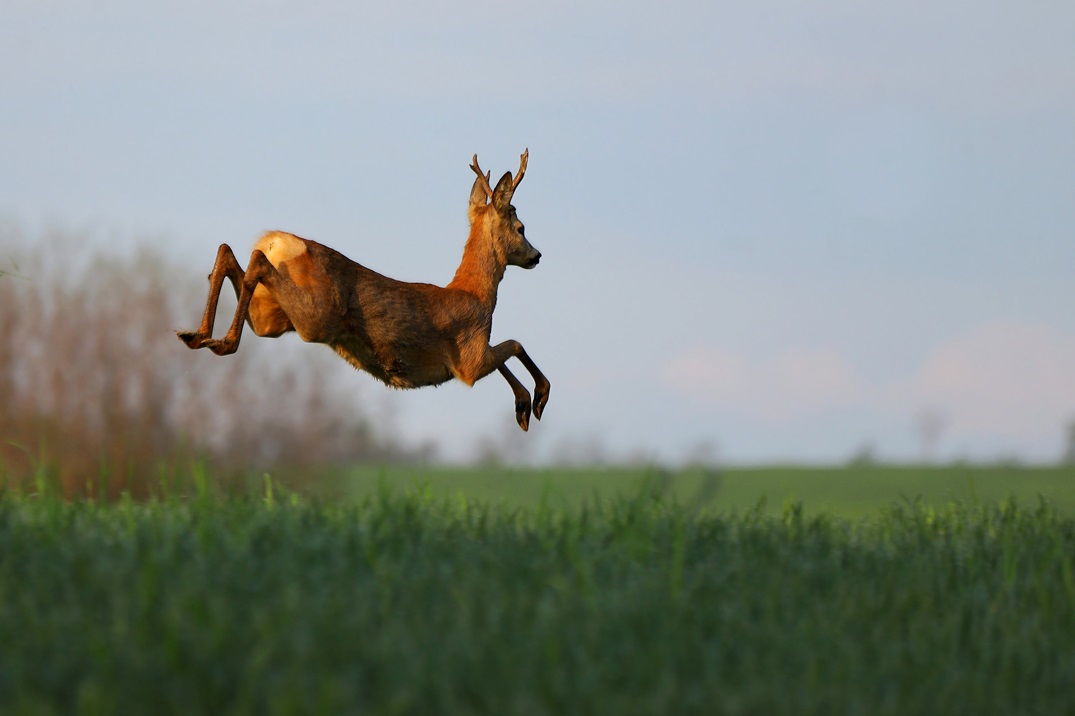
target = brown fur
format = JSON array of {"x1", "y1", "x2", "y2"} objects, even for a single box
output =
[{"x1": 177, "y1": 150, "x2": 549, "y2": 431}]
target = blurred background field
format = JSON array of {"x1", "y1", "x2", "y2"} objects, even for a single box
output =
[{"x1": 334, "y1": 464, "x2": 1075, "y2": 519}]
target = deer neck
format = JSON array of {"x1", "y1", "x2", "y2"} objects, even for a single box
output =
[{"x1": 447, "y1": 217, "x2": 505, "y2": 309}]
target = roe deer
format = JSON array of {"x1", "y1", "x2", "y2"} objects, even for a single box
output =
[{"x1": 177, "y1": 150, "x2": 549, "y2": 431}]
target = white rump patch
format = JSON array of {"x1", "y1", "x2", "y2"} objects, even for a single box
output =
[{"x1": 254, "y1": 231, "x2": 307, "y2": 268}]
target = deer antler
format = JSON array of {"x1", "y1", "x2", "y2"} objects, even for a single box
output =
[
  {"x1": 470, "y1": 154, "x2": 494, "y2": 200},
  {"x1": 511, "y1": 148, "x2": 529, "y2": 194}
]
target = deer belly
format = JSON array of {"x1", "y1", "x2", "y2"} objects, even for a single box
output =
[
  {"x1": 391, "y1": 361, "x2": 454, "y2": 389},
  {"x1": 332, "y1": 341, "x2": 452, "y2": 389}
]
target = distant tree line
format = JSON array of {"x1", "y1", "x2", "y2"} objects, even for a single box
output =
[{"x1": 0, "y1": 229, "x2": 419, "y2": 497}]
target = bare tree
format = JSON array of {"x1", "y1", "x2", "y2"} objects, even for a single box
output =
[{"x1": 0, "y1": 229, "x2": 409, "y2": 497}]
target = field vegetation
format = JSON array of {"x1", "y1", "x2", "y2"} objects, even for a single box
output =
[
  {"x1": 335, "y1": 463, "x2": 1075, "y2": 518},
  {"x1": 1, "y1": 477, "x2": 1074, "y2": 715}
]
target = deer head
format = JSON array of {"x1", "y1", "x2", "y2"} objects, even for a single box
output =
[{"x1": 469, "y1": 149, "x2": 541, "y2": 269}]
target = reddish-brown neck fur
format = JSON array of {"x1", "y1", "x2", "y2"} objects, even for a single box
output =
[{"x1": 447, "y1": 211, "x2": 505, "y2": 308}]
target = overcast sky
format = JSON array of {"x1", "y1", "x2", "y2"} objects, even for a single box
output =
[{"x1": 3, "y1": 1, "x2": 1074, "y2": 464}]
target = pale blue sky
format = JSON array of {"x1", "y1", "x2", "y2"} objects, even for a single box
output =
[{"x1": 3, "y1": 1, "x2": 1074, "y2": 463}]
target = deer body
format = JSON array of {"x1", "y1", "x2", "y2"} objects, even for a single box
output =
[{"x1": 177, "y1": 151, "x2": 549, "y2": 430}]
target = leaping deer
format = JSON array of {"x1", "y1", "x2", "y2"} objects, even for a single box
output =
[{"x1": 177, "y1": 150, "x2": 549, "y2": 431}]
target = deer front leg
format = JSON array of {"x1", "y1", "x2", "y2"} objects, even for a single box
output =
[
  {"x1": 498, "y1": 365, "x2": 533, "y2": 432},
  {"x1": 514, "y1": 347, "x2": 550, "y2": 421},
  {"x1": 463, "y1": 339, "x2": 549, "y2": 431},
  {"x1": 176, "y1": 244, "x2": 244, "y2": 349}
]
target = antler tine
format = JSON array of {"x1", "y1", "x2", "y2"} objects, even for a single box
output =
[
  {"x1": 511, "y1": 148, "x2": 529, "y2": 192},
  {"x1": 470, "y1": 154, "x2": 494, "y2": 199}
]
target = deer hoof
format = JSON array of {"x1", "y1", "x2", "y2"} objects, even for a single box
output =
[
  {"x1": 533, "y1": 384, "x2": 550, "y2": 421},
  {"x1": 176, "y1": 330, "x2": 205, "y2": 349},
  {"x1": 203, "y1": 338, "x2": 235, "y2": 356},
  {"x1": 515, "y1": 399, "x2": 531, "y2": 432}
]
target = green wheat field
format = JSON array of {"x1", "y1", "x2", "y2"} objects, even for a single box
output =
[{"x1": 2, "y1": 464, "x2": 1074, "y2": 714}]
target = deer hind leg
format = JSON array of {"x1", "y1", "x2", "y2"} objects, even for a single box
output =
[
  {"x1": 177, "y1": 244, "x2": 244, "y2": 350},
  {"x1": 196, "y1": 249, "x2": 286, "y2": 356}
]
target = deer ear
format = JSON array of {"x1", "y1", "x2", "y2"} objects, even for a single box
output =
[
  {"x1": 492, "y1": 171, "x2": 514, "y2": 210},
  {"x1": 470, "y1": 171, "x2": 491, "y2": 208}
]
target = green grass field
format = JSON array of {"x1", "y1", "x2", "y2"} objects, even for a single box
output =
[
  {"x1": 2, "y1": 465, "x2": 1075, "y2": 714},
  {"x1": 334, "y1": 463, "x2": 1075, "y2": 518}
]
